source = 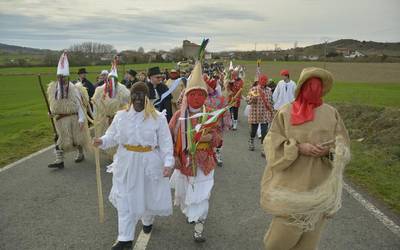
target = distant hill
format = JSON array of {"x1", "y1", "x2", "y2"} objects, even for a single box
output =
[
  {"x1": 300, "y1": 39, "x2": 400, "y2": 56},
  {"x1": 0, "y1": 39, "x2": 399, "y2": 66},
  {"x1": 0, "y1": 43, "x2": 57, "y2": 54}
]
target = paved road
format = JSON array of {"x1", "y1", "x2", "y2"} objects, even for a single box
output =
[{"x1": 1, "y1": 116, "x2": 400, "y2": 250}]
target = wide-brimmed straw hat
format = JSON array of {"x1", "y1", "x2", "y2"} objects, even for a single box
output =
[{"x1": 295, "y1": 67, "x2": 333, "y2": 97}]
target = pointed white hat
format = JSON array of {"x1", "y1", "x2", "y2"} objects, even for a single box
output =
[{"x1": 57, "y1": 51, "x2": 69, "y2": 76}]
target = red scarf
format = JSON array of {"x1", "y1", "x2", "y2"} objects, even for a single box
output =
[
  {"x1": 103, "y1": 78, "x2": 114, "y2": 98},
  {"x1": 291, "y1": 77, "x2": 323, "y2": 125}
]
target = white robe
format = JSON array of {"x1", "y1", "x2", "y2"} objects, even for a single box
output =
[
  {"x1": 170, "y1": 169, "x2": 214, "y2": 223},
  {"x1": 272, "y1": 80, "x2": 297, "y2": 110},
  {"x1": 100, "y1": 107, "x2": 174, "y2": 217}
]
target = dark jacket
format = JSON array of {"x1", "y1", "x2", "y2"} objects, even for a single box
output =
[
  {"x1": 146, "y1": 81, "x2": 173, "y2": 122},
  {"x1": 121, "y1": 78, "x2": 138, "y2": 90},
  {"x1": 78, "y1": 78, "x2": 95, "y2": 98}
]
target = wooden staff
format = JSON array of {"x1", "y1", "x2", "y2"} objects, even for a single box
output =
[
  {"x1": 93, "y1": 98, "x2": 105, "y2": 223},
  {"x1": 94, "y1": 146, "x2": 105, "y2": 223},
  {"x1": 37, "y1": 74, "x2": 58, "y2": 143}
]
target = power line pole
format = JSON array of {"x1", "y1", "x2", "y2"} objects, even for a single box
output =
[{"x1": 323, "y1": 39, "x2": 328, "y2": 69}]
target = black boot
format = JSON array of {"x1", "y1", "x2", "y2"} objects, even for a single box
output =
[
  {"x1": 74, "y1": 154, "x2": 84, "y2": 163},
  {"x1": 248, "y1": 138, "x2": 255, "y2": 151},
  {"x1": 111, "y1": 240, "x2": 132, "y2": 250},
  {"x1": 49, "y1": 149, "x2": 64, "y2": 169},
  {"x1": 48, "y1": 162, "x2": 64, "y2": 169},
  {"x1": 74, "y1": 146, "x2": 84, "y2": 163},
  {"x1": 143, "y1": 224, "x2": 153, "y2": 234}
]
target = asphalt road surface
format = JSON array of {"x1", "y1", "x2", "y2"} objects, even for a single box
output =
[{"x1": 1, "y1": 115, "x2": 400, "y2": 250}]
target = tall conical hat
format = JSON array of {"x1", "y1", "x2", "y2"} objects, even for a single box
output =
[
  {"x1": 184, "y1": 61, "x2": 208, "y2": 95},
  {"x1": 229, "y1": 61, "x2": 233, "y2": 70},
  {"x1": 108, "y1": 59, "x2": 118, "y2": 78},
  {"x1": 56, "y1": 51, "x2": 69, "y2": 76}
]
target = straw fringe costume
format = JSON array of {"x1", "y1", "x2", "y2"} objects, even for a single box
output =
[
  {"x1": 92, "y1": 81, "x2": 130, "y2": 158},
  {"x1": 260, "y1": 68, "x2": 351, "y2": 250},
  {"x1": 47, "y1": 81, "x2": 90, "y2": 153},
  {"x1": 166, "y1": 78, "x2": 185, "y2": 114}
]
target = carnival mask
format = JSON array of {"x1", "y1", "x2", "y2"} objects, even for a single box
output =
[
  {"x1": 187, "y1": 89, "x2": 206, "y2": 109},
  {"x1": 131, "y1": 91, "x2": 146, "y2": 112}
]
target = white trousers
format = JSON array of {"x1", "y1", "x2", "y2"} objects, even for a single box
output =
[{"x1": 117, "y1": 198, "x2": 155, "y2": 241}]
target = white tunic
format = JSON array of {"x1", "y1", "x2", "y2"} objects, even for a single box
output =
[
  {"x1": 272, "y1": 80, "x2": 297, "y2": 110},
  {"x1": 100, "y1": 107, "x2": 174, "y2": 216}
]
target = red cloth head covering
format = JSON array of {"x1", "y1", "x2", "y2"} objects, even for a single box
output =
[
  {"x1": 258, "y1": 74, "x2": 268, "y2": 87},
  {"x1": 280, "y1": 69, "x2": 289, "y2": 76},
  {"x1": 206, "y1": 79, "x2": 217, "y2": 89},
  {"x1": 231, "y1": 71, "x2": 238, "y2": 79},
  {"x1": 291, "y1": 77, "x2": 323, "y2": 125}
]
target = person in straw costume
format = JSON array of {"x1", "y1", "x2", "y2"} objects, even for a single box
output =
[
  {"x1": 91, "y1": 60, "x2": 130, "y2": 159},
  {"x1": 260, "y1": 67, "x2": 351, "y2": 250},
  {"x1": 169, "y1": 58, "x2": 223, "y2": 242},
  {"x1": 47, "y1": 52, "x2": 91, "y2": 169},
  {"x1": 165, "y1": 69, "x2": 186, "y2": 114},
  {"x1": 93, "y1": 82, "x2": 174, "y2": 250}
]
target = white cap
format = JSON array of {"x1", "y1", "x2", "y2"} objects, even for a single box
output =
[
  {"x1": 57, "y1": 51, "x2": 69, "y2": 76},
  {"x1": 101, "y1": 70, "x2": 109, "y2": 75}
]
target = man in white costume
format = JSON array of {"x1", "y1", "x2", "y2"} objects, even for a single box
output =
[
  {"x1": 93, "y1": 82, "x2": 174, "y2": 250},
  {"x1": 272, "y1": 69, "x2": 297, "y2": 110},
  {"x1": 47, "y1": 52, "x2": 90, "y2": 169}
]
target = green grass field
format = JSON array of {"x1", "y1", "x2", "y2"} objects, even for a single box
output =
[{"x1": 0, "y1": 61, "x2": 399, "y2": 213}]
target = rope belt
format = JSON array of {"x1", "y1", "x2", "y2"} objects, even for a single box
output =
[
  {"x1": 197, "y1": 142, "x2": 211, "y2": 150},
  {"x1": 55, "y1": 113, "x2": 78, "y2": 121},
  {"x1": 123, "y1": 144, "x2": 153, "y2": 152}
]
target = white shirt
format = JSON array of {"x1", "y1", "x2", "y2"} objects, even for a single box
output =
[{"x1": 272, "y1": 80, "x2": 297, "y2": 110}]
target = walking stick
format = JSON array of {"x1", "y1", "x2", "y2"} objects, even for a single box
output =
[
  {"x1": 94, "y1": 146, "x2": 105, "y2": 223},
  {"x1": 37, "y1": 74, "x2": 58, "y2": 143},
  {"x1": 92, "y1": 97, "x2": 105, "y2": 223}
]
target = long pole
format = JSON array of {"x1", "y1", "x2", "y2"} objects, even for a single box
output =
[
  {"x1": 37, "y1": 74, "x2": 58, "y2": 143},
  {"x1": 94, "y1": 146, "x2": 105, "y2": 223},
  {"x1": 93, "y1": 98, "x2": 105, "y2": 223}
]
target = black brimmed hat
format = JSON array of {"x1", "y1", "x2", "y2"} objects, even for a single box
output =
[
  {"x1": 148, "y1": 67, "x2": 161, "y2": 77},
  {"x1": 127, "y1": 69, "x2": 137, "y2": 77},
  {"x1": 78, "y1": 68, "x2": 88, "y2": 74}
]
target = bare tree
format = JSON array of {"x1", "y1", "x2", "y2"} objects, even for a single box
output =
[{"x1": 68, "y1": 42, "x2": 115, "y2": 54}]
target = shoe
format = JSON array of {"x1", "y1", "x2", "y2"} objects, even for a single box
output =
[
  {"x1": 143, "y1": 224, "x2": 153, "y2": 234},
  {"x1": 193, "y1": 221, "x2": 206, "y2": 243},
  {"x1": 215, "y1": 149, "x2": 223, "y2": 167},
  {"x1": 48, "y1": 162, "x2": 64, "y2": 169},
  {"x1": 248, "y1": 139, "x2": 255, "y2": 151},
  {"x1": 74, "y1": 153, "x2": 84, "y2": 163},
  {"x1": 111, "y1": 240, "x2": 132, "y2": 250}
]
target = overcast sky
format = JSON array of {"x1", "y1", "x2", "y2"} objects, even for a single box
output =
[{"x1": 0, "y1": 0, "x2": 399, "y2": 52}]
